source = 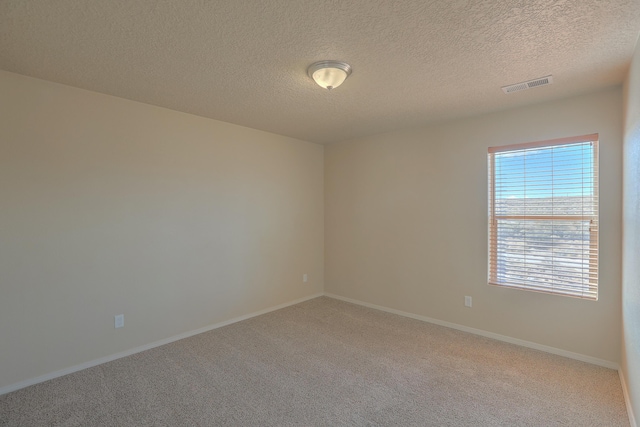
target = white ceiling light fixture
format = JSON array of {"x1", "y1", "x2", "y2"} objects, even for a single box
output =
[{"x1": 308, "y1": 61, "x2": 352, "y2": 90}]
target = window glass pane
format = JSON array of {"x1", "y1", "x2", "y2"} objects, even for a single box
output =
[{"x1": 488, "y1": 137, "x2": 598, "y2": 300}]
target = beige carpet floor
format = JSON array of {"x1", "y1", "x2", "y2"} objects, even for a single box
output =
[{"x1": 0, "y1": 296, "x2": 629, "y2": 426}]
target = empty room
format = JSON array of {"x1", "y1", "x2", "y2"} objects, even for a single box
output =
[{"x1": 2, "y1": 1, "x2": 640, "y2": 426}]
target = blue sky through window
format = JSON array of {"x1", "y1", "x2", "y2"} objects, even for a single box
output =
[{"x1": 494, "y1": 142, "x2": 594, "y2": 199}]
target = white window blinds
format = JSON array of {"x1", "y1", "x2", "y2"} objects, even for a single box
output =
[{"x1": 488, "y1": 134, "x2": 599, "y2": 300}]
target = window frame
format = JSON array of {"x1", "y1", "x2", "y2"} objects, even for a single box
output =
[{"x1": 487, "y1": 134, "x2": 599, "y2": 300}]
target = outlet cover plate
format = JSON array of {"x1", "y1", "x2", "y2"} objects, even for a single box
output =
[{"x1": 115, "y1": 314, "x2": 124, "y2": 328}]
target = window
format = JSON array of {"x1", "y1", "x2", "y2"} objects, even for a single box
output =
[{"x1": 488, "y1": 134, "x2": 599, "y2": 300}]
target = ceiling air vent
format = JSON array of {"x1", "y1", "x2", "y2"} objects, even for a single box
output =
[{"x1": 502, "y1": 75, "x2": 553, "y2": 94}]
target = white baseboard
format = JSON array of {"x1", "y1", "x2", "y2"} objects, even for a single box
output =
[
  {"x1": 324, "y1": 292, "x2": 620, "y2": 370},
  {"x1": 619, "y1": 368, "x2": 638, "y2": 427},
  {"x1": 0, "y1": 292, "x2": 323, "y2": 396},
  {"x1": 328, "y1": 290, "x2": 634, "y2": 423},
  {"x1": 1, "y1": 291, "x2": 626, "y2": 404}
]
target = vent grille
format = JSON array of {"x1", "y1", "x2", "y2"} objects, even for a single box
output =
[{"x1": 502, "y1": 75, "x2": 553, "y2": 94}]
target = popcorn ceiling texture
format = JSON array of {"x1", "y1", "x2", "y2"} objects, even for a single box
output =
[{"x1": 1, "y1": 0, "x2": 639, "y2": 144}]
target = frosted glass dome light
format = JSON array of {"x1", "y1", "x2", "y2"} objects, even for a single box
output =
[{"x1": 308, "y1": 61, "x2": 352, "y2": 90}]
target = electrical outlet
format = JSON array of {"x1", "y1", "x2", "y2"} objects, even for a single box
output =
[
  {"x1": 303, "y1": 274, "x2": 308, "y2": 283},
  {"x1": 114, "y1": 314, "x2": 124, "y2": 329},
  {"x1": 464, "y1": 296, "x2": 472, "y2": 308}
]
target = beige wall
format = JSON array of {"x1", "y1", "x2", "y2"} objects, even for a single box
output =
[
  {"x1": 622, "y1": 38, "x2": 640, "y2": 422},
  {"x1": 325, "y1": 87, "x2": 623, "y2": 363},
  {"x1": 0, "y1": 71, "x2": 324, "y2": 390},
  {"x1": 0, "y1": 65, "x2": 628, "y2": 394}
]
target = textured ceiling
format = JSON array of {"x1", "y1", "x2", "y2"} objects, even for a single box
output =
[{"x1": 1, "y1": 1, "x2": 640, "y2": 144}]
